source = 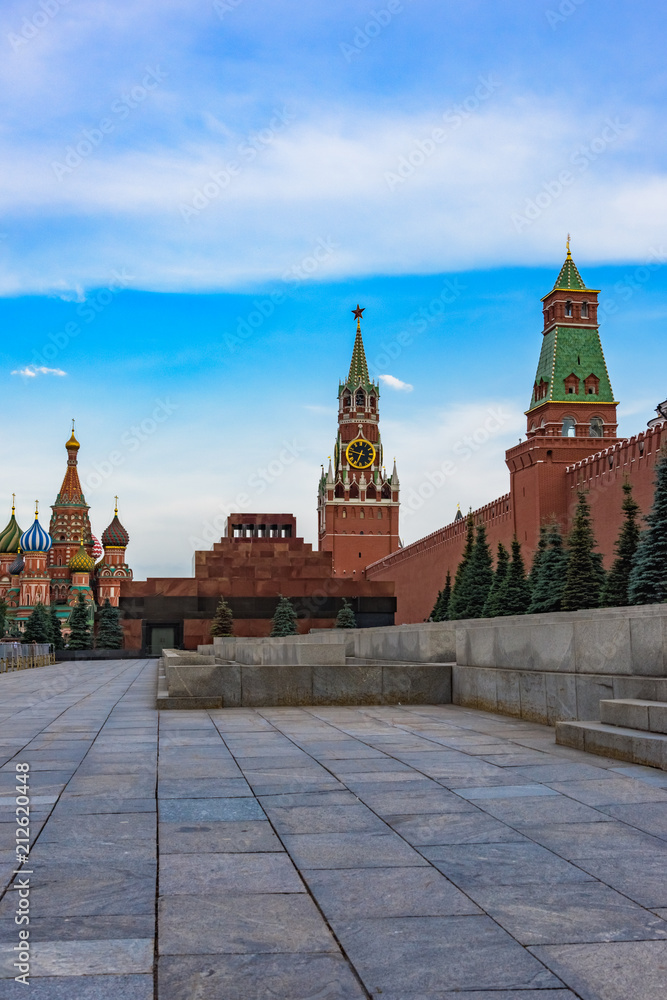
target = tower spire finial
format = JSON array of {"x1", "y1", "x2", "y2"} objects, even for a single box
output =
[
  {"x1": 34, "y1": 500, "x2": 39, "y2": 519},
  {"x1": 114, "y1": 495, "x2": 119, "y2": 516},
  {"x1": 11, "y1": 493, "x2": 15, "y2": 515},
  {"x1": 347, "y1": 306, "x2": 370, "y2": 386},
  {"x1": 566, "y1": 233, "x2": 571, "y2": 256}
]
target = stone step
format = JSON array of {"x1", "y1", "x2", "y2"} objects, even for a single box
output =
[
  {"x1": 600, "y1": 698, "x2": 667, "y2": 734},
  {"x1": 556, "y1": 720, "x2": 667, "y2": 770}
]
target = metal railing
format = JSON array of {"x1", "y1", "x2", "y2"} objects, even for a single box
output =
[{"x1": 0, "y1": 642, "x2": 55, "y2": 672}]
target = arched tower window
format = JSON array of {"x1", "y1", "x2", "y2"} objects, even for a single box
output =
[
  {"x1": 562, "y1": 416, "x2": 576, "y2": 438},
  {"x1": 564, "y1": 373, "x2": 580, "y2": 395},
  {"x1": 334, "y1": 482, "x2": 344, "y2": 499},
  {"x1": 565, "y1": 300, "x2": 573, "y2": 317},
  {"x1": 366, "y1": 483, "x2": 376, "y2": 499},
  {"x1": 349, "y1": 482, "x2": 359, "y2": 499},
  {"x1": 355, "y1": 390, "x2": 365, "y2": 407},
  {"x1": 589, "y1": 416, "x2": 604, "y2": 438},
  {"x1": 581, "y1": 301, "x2": 589, "y2": 318},
  {"x1": 369, "y1": 394, "x2": 376, "y2": 410},
  {"x1": 381, "y1": 483, "x2": 391, "y2": 499},
  {"x1": 584, "y1": 373, "x2": 600, "y2": 396},
  {"x1": 343, "y1": 393, "x2": 351, "y2": 409}
]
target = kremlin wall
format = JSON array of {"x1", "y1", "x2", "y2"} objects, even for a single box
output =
[
  {"x1": 366, "y1": 249, "x2": 666, "y2": 623},
  {"x1": 2, "y1": 247, "x2": 665, "y2": 650}
]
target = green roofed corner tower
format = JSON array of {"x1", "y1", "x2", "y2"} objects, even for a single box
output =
[{"x1": 505, "y1": 238, "x2": 623, "y2": 555}]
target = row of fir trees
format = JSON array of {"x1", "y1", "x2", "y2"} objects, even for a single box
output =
[
  {"x1": 430, "y1": 448, "x2": 667, "y2": 621},
  {"x1": 209, "y1": 595, "x2": 358, "y2": 638},
  {"x1": 7, "y1": 596, "x2": 125, "y2": 650}
]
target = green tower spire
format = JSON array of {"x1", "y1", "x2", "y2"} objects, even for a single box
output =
[
  {"x1": 529, "y1": 242, "x2": 614, "y2": 413},
  {"x1": 551, "y1": 241, "x2": 589, "y2": 291},
  {"x1": 348, "y1": 304, "x2": 370, "y2": 385}
]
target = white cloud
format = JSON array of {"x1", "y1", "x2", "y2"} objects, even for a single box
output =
[
  {"x1": 49, "y1": 281, "x2": 86, "y2": 303},
  {"x1": 0, "y1": 101, "x2": 662, "y2": 294},
  {"x1": 11, "y1": 365, "x2": 67, "y2": 378},
  {"x1": 380, "y1": 374, "x2": 414, "y2": 392}
]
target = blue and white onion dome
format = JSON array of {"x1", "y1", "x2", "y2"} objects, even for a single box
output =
[{"x1": 20, "y1": 505, "x2": 52, "y2": 553}]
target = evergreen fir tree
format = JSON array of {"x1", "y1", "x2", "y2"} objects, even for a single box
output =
[
  {"x1": 447, "y1": 513, "x2": 475, "y2": 620},
  {"x1": 430, "y1": 571, "x2": 452, "y2": 622},
  {"x1": 210, "y1": 597, "x2": 234, "y2": 637},
  {"x1": 67, "y1": 593, "x2": 93, "y2": 649},
  {"x1": 496, "y1": 538, "x2": 532, "y2": 616},
  {"x1": 561, "y1": 491, "x2": 604, "y2": 611},
  {"x1": 270, "y1": 595, "x2": 299, "y2": 637},
  {"x1": 464, "y1": 523, "x2": 494, "y2": 618},
  {"x1": 528, "y1": 524, "x2": 549, "y2": 591},
  {"x1": 527, "y1": 522, "x2": 569, "y2": 614},
  {"x1": 96, "y1": 598, "x2": 125, "y2": 648},
  {"x1": 335, "y1": 598, "x2": 357, "y2": 629},
  {"x1": 483, "y1": 542, "x2": 510, "y2": 618},
  {"x1": 628, "y1": 447, "x2": 667, "y2": 605},
  {"x1": 49, "y1": 606, "x2": 65, "y2": 650},
  {"x1": 23, "y1": 603, "x2": 52, "y2": 643}
]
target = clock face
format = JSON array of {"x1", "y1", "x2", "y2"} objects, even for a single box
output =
[{"x1": 346, "y1": 438, "x2": 376, "y2": 469}]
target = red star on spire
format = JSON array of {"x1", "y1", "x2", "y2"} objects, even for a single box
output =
[{"x1": 352, "y1": 304, "x2": 365, "y2": 321}]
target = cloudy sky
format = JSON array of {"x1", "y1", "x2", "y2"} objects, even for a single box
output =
[{"x1": 1, "y1": 0, "x2": 666, "y2": 577}]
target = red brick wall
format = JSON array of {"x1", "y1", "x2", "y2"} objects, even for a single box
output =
[
  {"x1": 366, "y1": 423, "x2": 665, "y2": 624},
  {"x1": 567, "y1": 424, "x2": 665, "y2": 567}
]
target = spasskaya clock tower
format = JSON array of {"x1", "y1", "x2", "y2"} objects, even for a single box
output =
[{"x1": 317, "y1": 306, "x2": 400, "y2": 577}]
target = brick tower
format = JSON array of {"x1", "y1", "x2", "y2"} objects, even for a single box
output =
[
  {"x1": 97, "y1": 500, "x2": 132, "y2": 606},
  {"x1": 505, "y1": 240, "x2": 623, "y2": 549},
  {"x1": 49, "y1": 424, "x2": 93, "y2": 603},
  {"x1": 317, "y1": 306, "x2": 400, "y2": 577}
]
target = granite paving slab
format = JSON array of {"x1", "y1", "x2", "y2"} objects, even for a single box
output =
[
  {"x1": 158, "y1": 953, "x2": 368, "y2": 1000},
  {"x1": 159, "y1": 820, "x2": 282, "y2": 853},
  {"x1": 334, "y1": 915, "x2": 562, "y2": 993},
  {"x1": 519, "y1": 820, "x2": 667, "y2": 859},
  {"x1": 597, "y1": 800, "x2": 667, "y2": 839},
  {"x1": 385, "y1": 810, "x2": 529, "y2": 845},
  {"x1": 424, "y1": 842, "x2": 595, "y2": 887},
  {"x1": 302, "y1": 866, "x2": 481, "y2": 918},
  {"x1": 159, "y1": 851, "x2": 305, "y2": 894},
  {"x1": 0, "y1": 975, "x2": 154, "y2": 999},
  {"x1": 158, "y1": 796, "x2": 264, "y2": 822},
  {"x1": 281, "y1": 831, "x2": 429, "y2": 869},
  {"x1": 530, "y1": 940, "x2": 667, "y2": 1000},
  {"x1": 468, "y1": 882, "x2": 667, "y2": 944},
  {"x1": 262, "y1": 802, "x2": 387, "y2": 835},
  {"x1": 0, "y1": 937, "x2": 154, "y2": 978},
  {"x1": 159, "y1": 892, "x2": 338, "y2": 954},
  {"x1": 572, "y1": 854, "x2": 667, "y2": 908}
]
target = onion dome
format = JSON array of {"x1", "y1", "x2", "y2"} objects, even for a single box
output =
[
  {"x1": 102, "y1": 501, "x2": 130, "y2": 548},
  {"x1": 91, "y1": 534, "x2": 104, "y2": 560},
  {"x1": 20, "y1": 507, "x2": 52, "y2": 553},
  {"x1": 66, "y1": 427, "x2": 80, "y2": 451},
  {"x1": 9, "y1": 551, "x2": 24, "y2": 575},
  {"x1": 69, "y1": 538, "x2": 94, "y2": 574},
  {"x1": 0, "y1": 499, "x2": 22, "y2": 553}
]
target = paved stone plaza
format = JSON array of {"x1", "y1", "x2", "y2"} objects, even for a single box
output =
[{"x1": 1, "y1": 659, "x2": 667, "y2": 998}]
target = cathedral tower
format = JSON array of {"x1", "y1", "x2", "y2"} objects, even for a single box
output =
[
  {"x1": 505, "y1": 241, "x2": 623, "y2": 551},
  {"x1": 49, "y1": 424, "x2": 93, "y2": 602},
  {"x1": 317, "y1": 306, "x2": 400, "y2": 576},
  {"x1": 96, "y1": 500, "x2": 132, "y2": 606}
]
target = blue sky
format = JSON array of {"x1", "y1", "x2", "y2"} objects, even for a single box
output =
[{"x1": 1, "y1": 0, "x2": 666, "y2": 577}]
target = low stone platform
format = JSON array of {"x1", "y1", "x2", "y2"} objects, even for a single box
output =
[
  {"x1": 557, "y1": 698, "x2": 667, "y2": 770},
  {"x1": 2, "y1": 659, "x2": 667, "y2": 997},
  {"x1": 160, "y1": 647, "x2": 452, "y2": 709}
]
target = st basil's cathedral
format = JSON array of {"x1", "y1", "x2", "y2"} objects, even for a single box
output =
[{"x1": 0, "y1": 426, "x2": 132, "y2": 630}]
